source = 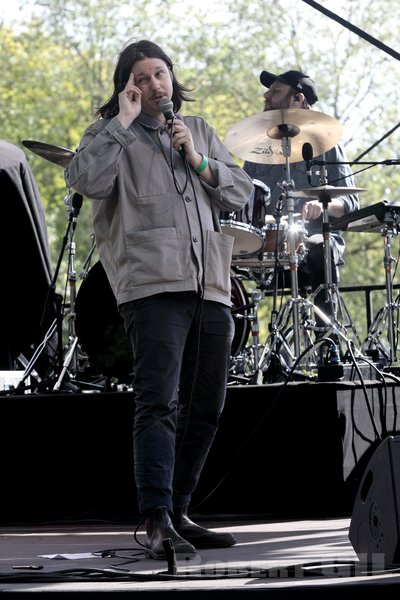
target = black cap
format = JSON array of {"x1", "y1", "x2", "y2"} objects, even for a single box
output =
[{"x1": 260, "y1": 69, "x2": 318, "y2": 106}]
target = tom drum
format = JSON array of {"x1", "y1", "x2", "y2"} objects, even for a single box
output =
[{"x1": 220, "y1": 179, "x2": 271, "y2": 256}]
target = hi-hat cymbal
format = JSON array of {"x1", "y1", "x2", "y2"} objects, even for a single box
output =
[
  {"x1": 224, "y1": 108, "x2": 342, "y2": 164},
  {"x1": 22, "y1": 140, "x2": 76, "y2": 168},
  {"x1": 292, "y1": 185, "x2": 366, "y2": 199}
]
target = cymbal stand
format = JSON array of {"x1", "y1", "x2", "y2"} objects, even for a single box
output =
[
  {"x1": 252, "y1": 131, "x2": 310, "y2": 382},
  {"x1": 309, "y1": 165, "x2": 362, "y2": 353},
  {"x1": 53, "y1": 191, "x2": 83, "y2": 391},
  {"x1": 18, "y1": 192, "x2": 81, "y2": 392},
  {"x1": 253, "y1": 148, "x2": 362, "y2": 381},
  {"x1": 279, "y1": 129, "x2": 302, "y2": 356},
  {"x1": 361, "y1": 220, "x2": 400, "y2": 363}
]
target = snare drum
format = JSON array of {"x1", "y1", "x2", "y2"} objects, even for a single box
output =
[
  {"x1": 231, "y1": 220, "x2": 308, "y2": 271},
  {"x1": 220, "y1": 180, "x2": 271, "y2": 256}
]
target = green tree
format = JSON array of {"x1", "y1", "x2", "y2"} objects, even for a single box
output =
[{"x1": 2, "y1": 0, "x2": 400, "y2": 351}]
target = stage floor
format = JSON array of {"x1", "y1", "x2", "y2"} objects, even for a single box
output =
[{"x1": 1, "y1": 517, "x2": 400, "y2": 597}]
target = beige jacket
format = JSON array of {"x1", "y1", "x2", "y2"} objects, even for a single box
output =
[{"x1": 66, "y1": 112, "x2": 253, "y2": 307}]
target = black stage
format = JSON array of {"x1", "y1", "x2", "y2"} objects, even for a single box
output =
[
  {"x1": 2, "y1": 379, "x2": 400, "y2": 524},
  {"x1": 1, "y1": 379, "x2": 400, "y2": 596},
  {"x1": 2, "y1": 142, "x2": 400, "y2": 595}
]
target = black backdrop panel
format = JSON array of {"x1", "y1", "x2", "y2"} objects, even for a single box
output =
[{"x1": 2, "y1": 381, "x2": 399, "y2": 525}]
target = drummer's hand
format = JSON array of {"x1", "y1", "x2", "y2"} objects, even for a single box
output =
[
  {"x1": 302, "y1": 200, "x2": 323, "y2": 221},
  {"x1": 117, "y1": 73, "x2": 142, "y2": 128}
]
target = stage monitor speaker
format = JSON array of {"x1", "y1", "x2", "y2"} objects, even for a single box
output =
[{"x1": 349, "y1": 435, "x2": 400, "y2": 565}]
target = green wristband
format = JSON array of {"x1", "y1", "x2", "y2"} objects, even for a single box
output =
[{"x1": 194, "y1": 154, "x2": 208, "y2": 173}]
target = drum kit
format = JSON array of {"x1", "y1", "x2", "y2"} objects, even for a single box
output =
[
  {"x1": 221, "y1": 109, "x2": 367, "y2": 381},
  {"x1": 21, "y1": 107, "x2": 374, "y2": 389}
]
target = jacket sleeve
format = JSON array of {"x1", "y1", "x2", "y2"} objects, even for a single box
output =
[
  {"x1": 65, "y1": 117, "x2": 136, "y2": 199},
  {"x1": 185, "y1": 116, "x2": 254, "y2": 213}
]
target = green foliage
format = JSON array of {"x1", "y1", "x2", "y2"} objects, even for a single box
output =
[{"x1": 1, "y1": 0, "x2": 400, "y2": 343}]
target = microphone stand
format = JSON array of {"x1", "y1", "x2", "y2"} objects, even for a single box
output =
[
  {"x1": 53, "y1": 192, "x2": 83, "y2": 392},
  {"x1": 19, "y1": 192, "x2": 77, "y2": 391}
]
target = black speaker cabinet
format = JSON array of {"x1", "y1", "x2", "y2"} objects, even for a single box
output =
[{"x1": 349, "y1": 435, "x2": 400, "y2": 564}]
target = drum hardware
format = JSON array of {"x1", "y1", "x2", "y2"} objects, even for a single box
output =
[
  {"x1": 228, "y1": 285, "x2": 261, "y2": 383},
  {"x1": 52, "y1": 190, "x2": 84, "y2": 391},
  {"x1": 224, "y1": 106, "x2": 360, "y2": 374},
  {"x1": 253, "y1": 296, "x2": 325, "y2": 384},
  {"x1": 22, "y1": 139, "x2": 76, "y2": 168},
  {"x1": 224, "y1": 108, "x2": 342, "y2": 164},
  {"x1": 332, "y1": 200, "x2": 400, "y2": 363},
  {"x1": 220, "y1": 179, "x2": 271, "y2": 256},
  {"x1": 231, "y1": 130, "x2": 311, "y2": 382},
  {"x1": 292, "y1": 184, "x2": 366, "y2": 198},
  {"x1": 78, "y1": 233, "x2": 97, "y2": 281},
  {"x1": 19, "y1": 188, "x2": 88, "y2": 393},
  {"x1": 75, "y1": 262, "x2": 252, "y2": 385},
  {"x1": 247, "y1": 149, "x2": 362, "y2": 381},
  {"x1": 361, "y1": 222, "x2": 400, "y2": 363},
  {"x1": 299, "y1": 164, "x2": 363, "y2": 358},
  {"x1": 20, "y1": 139, "x2": 103, "y2": 391},
  {"x1": 229, "y1": 264, "x2": 297, "y2": 384}
]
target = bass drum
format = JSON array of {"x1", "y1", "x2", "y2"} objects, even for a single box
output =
[
  {"x1": 75, "y1": 261, "x2": 133, "y2": 383},
  {"x1": 75, "y1": 262, "x2": 251, "y2": 382}
]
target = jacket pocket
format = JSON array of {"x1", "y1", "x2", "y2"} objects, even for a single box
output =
[
  {"x1": 204, "y1": 230, "x2": 234, "y2": 294},
  {"x1": 126, "y1": 227, "x2": 185, "y2": 285}
]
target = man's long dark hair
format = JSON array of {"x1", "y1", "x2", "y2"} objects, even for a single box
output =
[{"x1": 96, "y1": 39, "x2": 194, "y2": 119}]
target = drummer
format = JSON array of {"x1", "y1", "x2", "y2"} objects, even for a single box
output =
[{"x1": 243, "y1": 70, "x2": 359, "y2": 321}]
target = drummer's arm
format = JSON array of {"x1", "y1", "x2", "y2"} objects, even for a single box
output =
[
  {"x1": 302, "y1": 198, "x2": 345, "y2": 220},
  {"x1": 327, "y1": 198, "x2": 346, "y2": 218}
]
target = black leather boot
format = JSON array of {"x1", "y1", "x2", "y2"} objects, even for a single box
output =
[
  {"x1": 173, "y1": 505, "x2": 236, "y2": 548},
  {"x1": 144, "y1": 507, "x2": 198, "y2": 560}
]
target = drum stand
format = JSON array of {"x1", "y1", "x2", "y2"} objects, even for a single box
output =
[
  {"x1": 307, "y1": 166, "x2": 362, "y2": 357},
  {"x1": 251, "y1": 131, "x2": 317, "y2": 381},
  {"x1": 361, "y1": 221, "x2": 400, "y2": 364},
  {"x1": 308, "y1": 217, "x2": 362, "y2": 358},
  {"x1": 253, "y1": 139, "x2": 361, "y2": 382},
  {"x1": 20, "y1": 191, "x2": 84, "y2": 393}
]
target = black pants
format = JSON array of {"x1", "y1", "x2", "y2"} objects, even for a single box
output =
[{"x1": 119, "y1": 292, "x2": 234, "y2": 515}]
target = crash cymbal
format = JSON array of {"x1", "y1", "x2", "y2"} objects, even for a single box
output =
[
  {"x1": 292, "y1": 185, "x2": 366, "y2": 199},
  {"x1": 22, "y1": 139, "x2": 75, "y2": 168},
  {"x1": 224, "y1": 108, "x2": 342, "y2": 164}
]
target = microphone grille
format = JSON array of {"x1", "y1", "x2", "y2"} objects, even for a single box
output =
[
  {"x1": 159, "y1": 97, "x2": 173, "y2": 112},
  {"x1": 302, "y1": 142, "x2": 313, "y2": 161}
]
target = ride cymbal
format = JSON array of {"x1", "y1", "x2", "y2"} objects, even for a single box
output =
[
  {"x1": 224, "y1": 108, "x2": 342, "y2": 164},
  {"x1": 22, "y1": 139, "x2": 76, "y2": 168},
  {"x1": 292, "y1": 185, "x2": 366, "y2": 199}
]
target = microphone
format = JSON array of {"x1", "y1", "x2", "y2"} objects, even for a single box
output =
[
  {"x1": 71, "y1": 192, "x2": 83, "y2": 228},
  {"x1": 159, "y1": 97, "x2": 175, "y2": 125},
  {"x1": 302, "y1": 142, "x2": 313, "y2": 185},
  {"x1": 159, "y1": 97, "x2": 185, "y2": 157}
]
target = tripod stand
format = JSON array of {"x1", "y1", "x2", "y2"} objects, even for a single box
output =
[
  {"x1": 20, "y1": 191, "x2": 83, "y2": 392},
  {"x1": 254, "y1": 153, "x2": 363, "y2": 382},
  {"x1": 304, "y1": 180, "x2": 362, "y2": 355},
  {"x1": 361, "y1": 219, "x2": 400, "y2": 364}
]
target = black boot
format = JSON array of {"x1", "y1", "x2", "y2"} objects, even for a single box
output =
[
  {"x1": 144, "y1": 507, "x2": 198, "y2": 560},
  {"x1": 173, "y1": 505, "x2": 236, "y2": 548}
]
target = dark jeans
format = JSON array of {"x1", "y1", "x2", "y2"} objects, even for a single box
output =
[{"x1": 119, "y1": 292, "x2": 234, "y2": 515}]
